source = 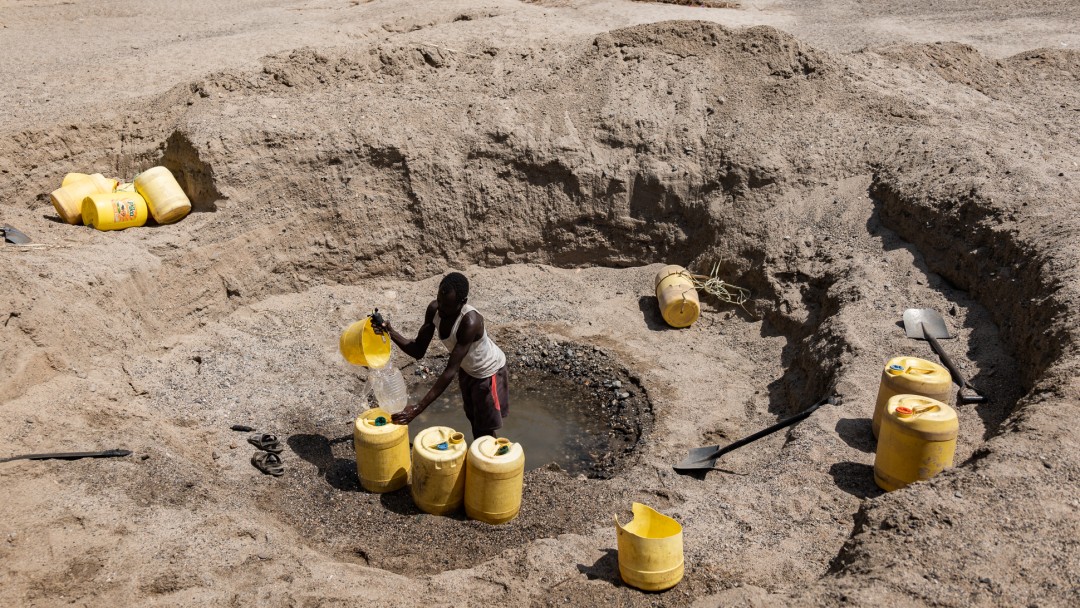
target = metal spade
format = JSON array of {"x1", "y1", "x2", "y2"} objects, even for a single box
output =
[
  {"x1": 674, "y1": 394, "x2": 839, "y2": 473},
  {"x1": 901, "y1": 308, "x2": 988, "y2": 405}
]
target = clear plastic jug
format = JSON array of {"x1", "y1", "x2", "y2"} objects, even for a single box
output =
[{"x1": 363, "y1": 350, "x2": 408, "y2": 414}]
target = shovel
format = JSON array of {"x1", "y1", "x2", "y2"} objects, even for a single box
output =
[
  {"x1": 674, "y1": 393, "x2": 838, "y2": 473},
  {"x1": 902, "y1": 308, "x2": 988, "y2": 405}
]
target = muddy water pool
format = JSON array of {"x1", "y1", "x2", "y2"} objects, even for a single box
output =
[{"x1": 406, "y1": 372, "x2": 615, "y2": 476}]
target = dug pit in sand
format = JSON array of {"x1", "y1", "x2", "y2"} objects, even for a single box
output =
[{"x1": 2, "y1": 8, "x2": 1078, "y2": 607}]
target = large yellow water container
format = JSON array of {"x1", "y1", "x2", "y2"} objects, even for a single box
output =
[
  {"x1": 654, "y1": 265, "x2": 700, "y2": 328},
  {"x1": 464, "y1": 436, "x2": 524, "y2": 524},
  {"x1": 353, "y1": 408, "x2": 410, "y2": 493},
  {"x1": 340, "y1": 317, "x2": 392, "y2": 368},
  {"x1": 411, "y1": 426, "x2": 468, "y2": 515},
  {"x1": 615, "y1": 502, "x2": 684, "y2": 591},
  {"x1": 81, "y1": 192, "x2": 149, "y2": 231},
  {"x1": 874, "y1": 395, "x2": 958, "y2": 492},
  {"x1": 872, "y1": 356, "x2": 952, "y2": 438},
  {"x1": 49, "y1": 173, "x2": 117, "y2": 224},
  {"x1": 134, "y1": 166, "x2": 191, "y2": 224}
]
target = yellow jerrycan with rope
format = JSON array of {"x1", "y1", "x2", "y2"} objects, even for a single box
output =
[
  {"x1": 874, "y1": 395, "x2": 958, "y2": 492},
  {"x1": 872, "y1": 356, "x2": 952, "y2": 438},
  {"x1": 411, "y1": 426, "x2": 468, "y2": 515},
  {"x1": 50, "y1": 173, "x2": 118, "y2": 224},
  {"x1": 464, "y1": 436, "x2": 524, "y2": 524},
  {"x1": 340, "y1": 316, "x2": 392, "y2": 368},
  {"x1": 353, "y1": 408, "x2": 410, "y2": 493},
  {"x1": 615, "y1": 502, "x2": 684, "y2": 591},
  {"x1": 654, "y1": 265, "x2": 700, "y2": 328},
  {"x1": 81, "y1": 192, "x2": 149, "y2": 231},
  {"x1": 134, "y1": 166, "x2": 191, "y2": 224}
]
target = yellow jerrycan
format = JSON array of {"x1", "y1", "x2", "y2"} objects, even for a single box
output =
[
  {"x1": 872, "y1": 356, "x2": 952, "y2": 438},
  {"x1": 615, "y1": 502, "x2": 684, "y2": 591},
  {"x1": 50, "y1": 173, "x2": 118, "y2": 224},
  {"x1": 411, "y1": 426, "x2": 468, "y2": 515},
  {"x1": 464, "y1": 436, "x2": 524, "y2": 524},
  {"x1": 340, "y1": 317, "x2": 392, "y2": 368},
  {"x1": 874, "y1": 395, "x2": 958, "y2": 492},
  {"x1": 353, "y1": 408, "x2": 410, "y2": 493},
  {"x1": 654, "y1": 265, "x2": 700, "y2": 328},
  {"x1": 81, "y1": 192, "x2": 149, "y2": 231},
  {"x1": 134, "y1": 166, "x2": 191, "y2": 224},
  {"x1": 62, "y1": 173, "x2": 90, "y2": 187}
]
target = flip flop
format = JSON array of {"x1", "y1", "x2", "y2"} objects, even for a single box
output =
[
  {"x1": 247, "y1": 433, "x2": 283, "y2": 454},
  {"x1": 251, "y1": 452, "x2": 284, "y2": 477},
  {"x1": 231, "y1": 424, "x2": 255, "y2": 432}
]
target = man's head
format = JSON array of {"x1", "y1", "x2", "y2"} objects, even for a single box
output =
[{"x1": 437, "y1": 272, "x2": 469, "y2": 317}]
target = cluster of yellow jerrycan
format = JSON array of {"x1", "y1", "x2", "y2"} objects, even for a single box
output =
[
  {"x1": 48, "y1": 167, "x2": 191, "y2": 230},
  {"x1": 341, "y1": 315, "x2": 686, "y2": 592},
  {"x1": 353, "y1": 410, "x2": 526, "y2": 525},
  {"x1": 872, "y1": 356, "x2": 960, "y2": 491}
]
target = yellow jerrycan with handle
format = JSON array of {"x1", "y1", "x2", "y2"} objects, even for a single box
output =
[
  {"x1": 50, "y1": 173, "x2": 118, "y2": 224},
  {"x1": 874, "y1": 395, "x2": 958, "y2": 492},
  {"x1": 465, "y1": 436, "x2": 524, "y2": 524},
  {"x1": 615, "y1": 502, "x2": 684, "y2": 591},
  {"x1": 411, "y1": 426, "x2": 468, "y2": 515},
  {"x1": 654, "y1": 265, "x2": 700, "y2": 328},
  {"x1": 872, "y1": 356, "x2": 952, "y2": 438},
  {"x1": 340, "y1": 317, "x2": 392, "y2": 368},
  {"x1": 353, "y1": 408, "x2": 410, "y2": 493},
  {"x1": 134, "y1": 166, "x2": 191, "y2": 224},
  {"x1": 82, "y1": 192, "x2": 149, "y2": 231}
]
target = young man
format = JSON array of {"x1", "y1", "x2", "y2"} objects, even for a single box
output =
[{"x1": 381, "y1": 272, "x2": 509, "y2": 439}]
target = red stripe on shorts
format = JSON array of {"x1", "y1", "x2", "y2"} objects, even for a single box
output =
[{"x1": 490, "y1": 374, "x2": 501, "y2": 413}]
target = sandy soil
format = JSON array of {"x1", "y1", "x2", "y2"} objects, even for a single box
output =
[{"x1": 1, "y1": 1, "x2": 1079, "y2": 606}]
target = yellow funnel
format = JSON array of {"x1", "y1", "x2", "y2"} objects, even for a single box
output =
[
  {"x1": 339, "y1": 317, "x2": 391, "y2": 368},
  {"x1": 615, "y1": 502, "x2": 684, "y2": 591}
]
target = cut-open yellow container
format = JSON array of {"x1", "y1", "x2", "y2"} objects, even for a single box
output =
[{"x1": 339, "y1": 317, "x2": 391, "y2": 368}]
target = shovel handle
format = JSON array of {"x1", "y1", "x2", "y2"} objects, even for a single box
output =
[
  {"x1": 0, "y1": 449, "x2": 132, "y2": 463},
  {"x1": 710, "y1": 394, "x2": 836, "y2": 460},
  {"x1": 922, "y1": 324, "x2": 988, "y2": 404}
]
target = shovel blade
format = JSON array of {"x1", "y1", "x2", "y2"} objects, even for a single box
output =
[
  {"x1": 903, "y1": 308, "x2": 953, "y2": 340},
  {"x1": 1, "y1": 225, "x2": 31, "y2": 245},
  {"x1": 673, "y1": 445, "x2": 722, "y2": 471}
]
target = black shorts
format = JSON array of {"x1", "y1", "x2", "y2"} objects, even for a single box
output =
[{"x1": 458, "y1": 365, "x2": 509, "y2": 439}]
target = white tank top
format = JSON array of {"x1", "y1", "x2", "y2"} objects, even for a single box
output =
[{"x1": 434, "y1": 304, "x2": 506, "y2": 379}]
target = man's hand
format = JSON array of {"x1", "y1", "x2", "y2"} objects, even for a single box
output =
[{"x1": 391, "y1": 403, "x2": 422, "y2": 425}]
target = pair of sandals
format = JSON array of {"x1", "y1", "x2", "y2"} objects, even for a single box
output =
[{"x1": 248, "y1": 434, "x2": 284, "y2": 477}]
